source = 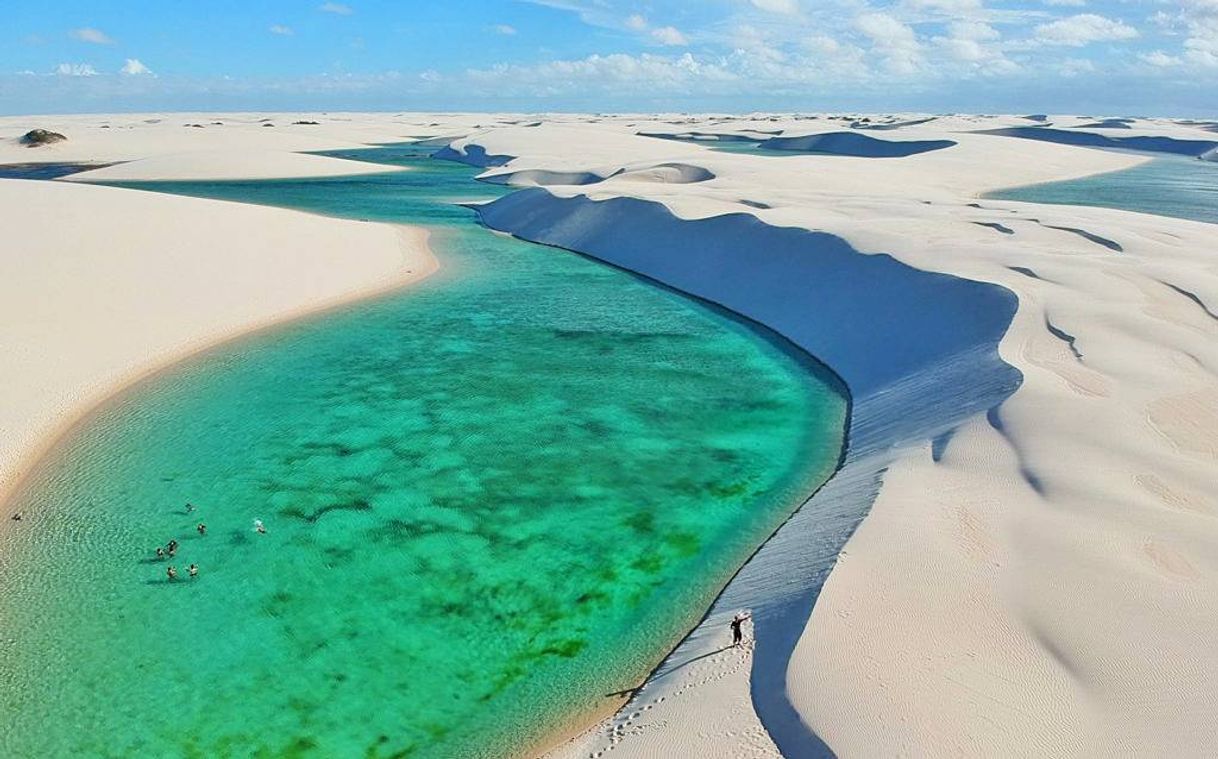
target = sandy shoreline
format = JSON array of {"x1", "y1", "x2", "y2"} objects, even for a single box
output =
[{"x1": 0, "y1": 176, "x2": 438, "y2": 516}]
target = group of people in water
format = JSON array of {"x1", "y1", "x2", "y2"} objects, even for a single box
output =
[
  {"x1": 156, "y1": 503, "x2": 267, "y2": 582},
  {"x1": 158, "y1": 534, "x2": 200, "y2": 581},
  {"x1": 156, "y1": 503, "x2": 210, "y2": 582}
]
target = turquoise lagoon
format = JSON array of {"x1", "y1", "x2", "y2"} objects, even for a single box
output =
[
  {"x1": 0, "y1": 146, "x2": 847, "y2": 758},
  {"x1": 989, "y1": 154, "x2": 1218, "y2": 225}
]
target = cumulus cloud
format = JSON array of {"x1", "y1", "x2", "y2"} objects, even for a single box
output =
[
  {"x1": 651, "y1": 26, "x2": 688, "y2": 46},
  {"x1": 69, "y1": 28, "x2": 114, "y2": 45},
  {"x1": 804, "y1": 34, "x2": 841, "y2": 56},
  {"x1": 1058, "y1": 57, "x2": 1095, "y2": 76},
  {"x1": 1141, "y1": 51, "x2": 1182, "y2": 67},
  {"x1": 626, "y1": 14, "x2": 648, "y2": 31},
  {"x1": 493, "y1": 24, "x2": 518, "y2": 35},
  {"x1": 1146, "y1": 2, "x2": 1217, "y2": 67},
  {"x1": 933, "y1": 19, "x2": 1015, "y2": 72},
  {"x1": 949, "y1": 21, "x2": 1000, "y2": 42},
  {"x1": 905, "y1": 0, "x2": 982, "y2": 13},
  {"x1": 121, "y1": 58, "x2": 154, "y2": 76},
  {"x1": 319, "y1": 2, "x2": 354, "y2": 15},
  {"x1": 749, "y1": 0, "x2": 800, "y2": 14},
  {"x1": 1178, "y1": 0, "x2": 1218, "y2": 67},
  {"x1": 855, "y1": 13, "x2": 922, "y2": 74},
  {"x1": 463, "y1": 52, "x2": 735, "y2": 96},
  {"x1": 269, "y1": 24, "x2": 295, "y2": 36},
  {"x1": 55, "y1": 63, "x2": 98, "y2": 76},
  {"x1": 1034, "y1": 14, "x2": 1138, "y2": 47}
]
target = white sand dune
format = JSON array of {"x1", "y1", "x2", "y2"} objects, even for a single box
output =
[
  {"x1": 459, "y1": 117, "x2": 1218, "y2": 758},
  {"x1": 0, "y1": 111, "x2": 521, "y2": 173},
  {"x1": 3, "y1": 112, "x2": 1217, "y2": 758},
  {"x1": 0, "y1": 178, "x2": 434, "y2": 507},
  {"x1": 63, "y1": 149, "x2": 407, "y2": 182}
]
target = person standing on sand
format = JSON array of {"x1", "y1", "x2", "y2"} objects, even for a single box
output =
[{"x1": 730, "y1": 611, "x2": 752, "y2": 647}]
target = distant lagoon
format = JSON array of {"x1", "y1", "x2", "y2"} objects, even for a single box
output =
[{"x1": 988, "y1": 154, "x2": 1218, "y2": 225}]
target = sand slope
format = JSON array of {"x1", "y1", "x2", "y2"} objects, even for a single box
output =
[{"x1": 63, "y1": 149, "x2": 407, "y2": 182}]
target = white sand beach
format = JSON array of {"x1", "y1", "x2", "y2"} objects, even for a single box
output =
[
  {"x1": 4, "y1": 112, "x2": 1217, "y2": 757},
  {"x1": 0, "y1": 153, "x2": 437, "y2": 508}
]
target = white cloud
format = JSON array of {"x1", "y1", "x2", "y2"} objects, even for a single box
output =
[
  {"x1": 269, "y1": 24, "x2": 295, "y2": 36},
  {"x1": 949, "y1": 21, "x2": 1000, "y2": 41},
  {"x1": 804, "y1": 34, "x2": 841, "y2": 56},
  {"x1": 55, "y1": 63, "x2": 98, "y2": 77},
  {"x1": 1043, "y1": 0, "x2": 1086, "y2": 6},
  {"x1": 934, "y1": 19, "x2": 1013, "y2": 71},
  {"x1": 1058, "y1": 57, "x2": 1095, "y2": 76},
  {"x1": 1033, "y1": 14, "x2": 1138, "y2": 46},
  {"x1": 651, "y1": 26, "x2": 688, "y2": 46},
  {"x1": 733, "y1": 24, "x2": 785, "y2": 61},
  {"x1": 626, "y1": 14, "x2": 648, "y2": 31},
  {"x1": 855, "y1": 13, "x2": 922, "y2": 74},
  {"x1": 749, "y1": 0, "x2": 800, "y2": 14},
  {"x1": 1178, "y1": 0, "x2": 1218, "y2": 67},
  {"x1": 121, "y1": 58, "x2": 154, "y2": 76},
  {"x1": 69, "y1": 28, "x2": 114, "y2": 45},
  {"x1": 1141, "y1": 51, "x2": 1182, "y2": 67},
  {"x1": 463, "y1": 52, "x2": 737, "y2": 95},
  {"x1": 319, "y1": 2, "x2": 354, "y2": 15},
  {"x1": 493, "y1": 24, "x2": 518, "y2": 35},
  {"x1": 905, "y1": 0, "x2": 982, "y2": 12}
]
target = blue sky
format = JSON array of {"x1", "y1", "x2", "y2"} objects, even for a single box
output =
[{"x1": 2, "y1": 0, "x2": 1216, "y2": 115}]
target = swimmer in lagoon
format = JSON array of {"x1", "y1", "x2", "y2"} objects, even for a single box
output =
[
  {"x1": 166, "y1": 566, "x2": 178, "y2": 581},
  {"x1": 188, "y1": 564, "x2": 198, "y2": 579},
  {"x1": 254, "y1": 519, "x2": 266, "y2": 535},
  {"x1": 196, "y1": 523, "x2": 206, "y2": 536}
]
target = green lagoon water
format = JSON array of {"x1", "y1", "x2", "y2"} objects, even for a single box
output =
[
  {"x1": 0, "y1": 145, "x2": 847, "y2": 758},
  {"x1": 989, "y1": 154, "x2": 1218, "y2": 225}
]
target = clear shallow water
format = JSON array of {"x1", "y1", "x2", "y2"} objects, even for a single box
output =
[
  {"x1": 988, "y1": 155, "x2": 1218, "y2": 225},
  {"x1": 0, "y1": 146, "x2": 847, "y2": 758}
]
